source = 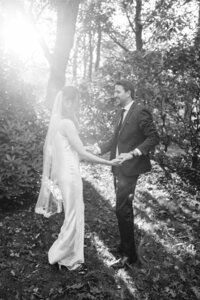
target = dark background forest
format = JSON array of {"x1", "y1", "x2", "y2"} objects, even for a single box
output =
[{"x1": 0, "y1": 0, "x2": 200, "y2": 299}]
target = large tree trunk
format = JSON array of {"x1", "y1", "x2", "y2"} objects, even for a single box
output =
[
  {"x1": 46, "y1": 0, "x2": 80, "y2": 108},
  {"x1": 135, "y1": 0, "x2": 143, "y2": 51}
]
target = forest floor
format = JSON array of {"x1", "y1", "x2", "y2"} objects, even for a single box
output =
[{"x1": 0, "y1": 161, "x2": 200, "y2": 300}]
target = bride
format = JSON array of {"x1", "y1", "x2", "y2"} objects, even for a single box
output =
[{"x1": 35, "y1": 86, "x2": 120, "y2": 272}]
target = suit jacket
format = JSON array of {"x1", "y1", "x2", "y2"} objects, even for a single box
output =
[{"x1": 99, "y1": 101, "x2": 159, "y2": 176}]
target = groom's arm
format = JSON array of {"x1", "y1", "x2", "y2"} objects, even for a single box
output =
[{"x1": 136, "y1": 108, "x2": 159, "y2": 155}]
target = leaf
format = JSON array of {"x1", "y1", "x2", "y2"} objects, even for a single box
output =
[
  {"x1": 90, "y1": 287, "x2": 101, "y2": 295},
  {"x1": 165, "y1": 287, "x2": 176, "y2": 298},
  {"x1": 29, "y1": 250, "x2": 36, "y2": 257},
  {"x1": 191, "y1": 286, "x2": 200, "y2": 299},
  {"x1": 69, "y1": 283, "x2": 85, "y2": 290},
  {"x1": 77, "y1": 293, "x2": 96, "y2": 300}
]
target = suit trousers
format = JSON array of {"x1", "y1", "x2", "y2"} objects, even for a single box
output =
[{"x1": 114, "y1": 170, "x2": 139, "y2": 262}]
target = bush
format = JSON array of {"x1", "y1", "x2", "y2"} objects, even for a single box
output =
[
  {"x1": 79, "y1": 78, "x2": 117, "y2": 144},
  {"x1": 0, "y1": 60, "x2": 46, "y2": 201}
]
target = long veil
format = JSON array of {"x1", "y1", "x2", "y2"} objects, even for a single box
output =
[{"x1": 35, "y1": 91, "x2": 64, "y2": 218}]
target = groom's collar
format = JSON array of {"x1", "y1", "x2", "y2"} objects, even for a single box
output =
[{"x1": 123, "y1": 100, "x2": 134, "y2": 111}]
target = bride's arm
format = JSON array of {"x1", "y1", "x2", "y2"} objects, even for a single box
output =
[{"x1": 60, "y1": 119, "x2": 117, "y2": 166}]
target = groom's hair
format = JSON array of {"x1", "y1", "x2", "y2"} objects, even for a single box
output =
[{"x1": 115, "y1": 80, "x2": 135, "y2": 99}]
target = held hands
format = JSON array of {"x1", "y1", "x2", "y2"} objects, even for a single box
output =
[
  {"x1": 118, "y1": 152, "x2": 133, "y2": 163},
  {"x1": 118, "y1": 148, "x2": 142, "y2": 163},
  {"x1": 110, "y1": 157, "x2": 123, "y2": 166},
  {"x1": 84, "y1": 144, "x2": 142, "y2": 166}
]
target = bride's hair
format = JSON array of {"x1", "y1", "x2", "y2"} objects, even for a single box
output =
[
  {"x1": 62, "y1": 86, "x2": 79, "y2": 104},
  {"x1": 61, "y1": 86, "x2": 80, "y2": 128}
]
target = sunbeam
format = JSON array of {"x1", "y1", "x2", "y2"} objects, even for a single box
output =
[
  {"x1": 2, "y1": 12, "x2": 39, "y2": 60},
  {"x1": 91, "y1": 232, "x2": 139, "y2": 298}
]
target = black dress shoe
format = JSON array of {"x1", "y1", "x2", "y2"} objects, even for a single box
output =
[{"x1": 129, "y1": 256, "x2": 143, "y2": 268}]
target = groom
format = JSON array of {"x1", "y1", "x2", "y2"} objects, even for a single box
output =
[{"x1": 91, "y1": 80, "x2": 159, "y2": 267}]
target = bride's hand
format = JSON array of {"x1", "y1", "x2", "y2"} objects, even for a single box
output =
[{"x1": 110, "y1": 158, "x2": 123, "y2": 166}]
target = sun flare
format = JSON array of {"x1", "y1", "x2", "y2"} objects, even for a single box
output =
[{"x1": 2, "y1": 12, "x2": 39, "y2": 60}]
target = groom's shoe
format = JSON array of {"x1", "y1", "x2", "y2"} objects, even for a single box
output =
[
  {"x1": 129, "y1": 255, "x2": 143, "y2": 269},
  {"x1": 111, "y1": 255, "x2": 142, "y2": 270}
]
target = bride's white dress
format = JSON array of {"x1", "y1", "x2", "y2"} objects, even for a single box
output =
[{"x1": 48, "y1": 122, "x2": 84, "y2": 270}]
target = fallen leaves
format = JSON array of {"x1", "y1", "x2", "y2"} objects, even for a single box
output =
[{"x1": 0, "y1": 161, "x2": 199, "y2": 299}]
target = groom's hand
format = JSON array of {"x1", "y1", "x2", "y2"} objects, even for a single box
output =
[
  {"x1": 118, "y1": 153, "x2": 133, "y2": 163},
  {"x1": 119, "y1": 148, "x2": 142, "y2": 163}
]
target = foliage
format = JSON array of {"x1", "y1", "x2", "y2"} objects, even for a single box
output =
[
  {"x1": 0, "y1": 58, "x2": 46, "y2": 200},
  {"x1": 74, "y1": 0, "x2": 200, "y2": 170},
  {"x1": 79, "y1": 77, "x2": 118, "y2": 145}
]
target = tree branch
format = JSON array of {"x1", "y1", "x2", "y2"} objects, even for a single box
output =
[
  {"x1": 108, "y1": 33, "x2": 130, "y2": 52},
  {"x1": 28, "y1": 10, "x2": 52, "y2": 65},
  {"x1": 15, "y1": 2, "x2": 52, "y2": 65},
  {"x1": 122, "y1": 3, "x2": 135, "y2": 33},
  {"x1": 35, "y1": 3, "x2": 49, "y2": 21}
]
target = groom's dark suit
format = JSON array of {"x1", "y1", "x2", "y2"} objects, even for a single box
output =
[{"x1": 99, "y1": 101, "x2": 159, "y2": 263}]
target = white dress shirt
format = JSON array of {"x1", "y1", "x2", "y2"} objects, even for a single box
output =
[{"x1": 121, "y1": 101, "x2": 133, "y2": 123}]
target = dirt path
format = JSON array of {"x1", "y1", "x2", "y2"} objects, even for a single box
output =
[{"x1": 0, "y1": 162, "x2": 199, "y2": 300}]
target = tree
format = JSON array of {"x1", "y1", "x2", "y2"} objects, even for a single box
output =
[
  {"x1": 1, "y1": 0, "x2": 81, "y2": 107},
  {"x1": 45, "y1": 0, "x2": 80, "y2": 108},
  {"x1": 122, "y1": 0, "x2": 143, "y2": 51}
]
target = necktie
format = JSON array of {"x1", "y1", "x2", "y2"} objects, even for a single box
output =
[
  {"x1": 117, "y1": 108, "x2": 125, "y2": 135},
  {"x1": 112, "y1": 109, "x2": 125, "y2": 158}
]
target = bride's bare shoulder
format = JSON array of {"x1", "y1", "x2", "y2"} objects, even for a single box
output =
[{"x1": 59, "y1": 119, "x2": 76, "y2": 133}]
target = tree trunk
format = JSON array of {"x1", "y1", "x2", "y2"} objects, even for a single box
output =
[
  {"x1": 95, "y1": 2, "x2": 102, "y2": 72},
  {"x1": 194, "y1": 0, "x2": 200, "y2": 47},
  {"x1": 135, "y1": 0, "x2": 143, "y2": 51},
  {"x1": 46, "y1": 0, "x2": 80, "y2": 108},
  {"x1": 72, "y1": 37, "x2": 80, "y2": 82},
  {"x1": 88, "y1": 28, "x2": 93, "y2": 80},
  {"x1": 95, "y1": 21, "x2": 102, "y2": 72},
  {"x1": 83, "y1": 33, "x2": 88, "y2": 79}
]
